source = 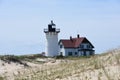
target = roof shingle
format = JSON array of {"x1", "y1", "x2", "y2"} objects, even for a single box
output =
[{"x1": 59, "y1": 37, "x2": 94, "y2": 48}]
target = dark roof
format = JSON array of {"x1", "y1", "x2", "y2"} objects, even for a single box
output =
[{"x1": 59, "y1": 37, "x2": 94, "y2": 48}]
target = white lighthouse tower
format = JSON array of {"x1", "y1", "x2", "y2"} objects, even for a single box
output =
[{"x1": 44, "y1": 21, "x2": 60, "y2": 57}]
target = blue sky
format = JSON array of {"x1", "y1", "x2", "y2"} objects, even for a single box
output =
[{"x1": 0, "y1": 0, "x2": 120, "y2": 55}]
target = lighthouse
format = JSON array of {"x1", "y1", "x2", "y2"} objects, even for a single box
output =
[{"x1": 44, "y1": 21, "x2": 60, "y2": 57}]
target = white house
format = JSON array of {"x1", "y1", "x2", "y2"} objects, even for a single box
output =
[{"x1": 58, "y1": 35, "x2": 95, "y2": 56}]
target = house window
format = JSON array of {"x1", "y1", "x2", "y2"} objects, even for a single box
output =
[
  {"x1": 90, "y1": 51, "x2": 94, "y2": 55},
  {"x1": 75, "y1": 52, "x2": 78, "y2": 55},
  {"x1": 68, "y1": 52, "x2": 72, "y2": 56},
  {"x1": 60, "y1": 45, "x2": 63, "y2": 48},
  {"x1": 87, "y1": 45, "x2": 90, "y2": 48},
  {"x1": 80, "y1": 45, "x2": 84, "y2": 48}
]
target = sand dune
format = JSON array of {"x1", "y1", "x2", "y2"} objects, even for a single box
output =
[{"x1": 0, "y1": 48, "x2": 120, "y2": 80}]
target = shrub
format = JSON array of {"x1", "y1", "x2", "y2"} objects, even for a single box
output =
[
  {"x1": 0, "y1": 76, "x2": 4, "y2": 80},
  {"x1": 55, "y1": 54, "x2": 64, "y2": 59}
]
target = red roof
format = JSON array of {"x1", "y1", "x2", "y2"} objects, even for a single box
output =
[{"x1": 59, "y1": 37, "x2": 94, "y2": 48}]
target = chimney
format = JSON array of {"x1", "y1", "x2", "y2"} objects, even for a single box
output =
[
  {"x1": 70, "y1": 36, "x2": 73, "y2": 41},
  {"x1": 77, "y1": 34, "x2": 80, "y2": 38}
]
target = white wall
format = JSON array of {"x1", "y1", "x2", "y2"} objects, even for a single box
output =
[
  {"x1": 59, "y1": 42, "x2": 94, "y2": 56},
  {"x1": 65, "y1": 48, "x2": 78, "y2": 56},
  {"x1": 59, "y1": 42, "x2": 66, "y2": 56},
  {"x1": 45, "y1": 32, "x2": 59, "y2": 57}
]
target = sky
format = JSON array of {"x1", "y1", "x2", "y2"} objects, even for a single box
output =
[{"x1": 0, "y1": 0, "x2": 120, "y2": 55}]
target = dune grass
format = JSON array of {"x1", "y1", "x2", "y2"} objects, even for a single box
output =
[
  {"x1": 0, "y1": 48, "x2": 120, "y2": 80},
  {"x1": 14, "y1": 49, "x2": 120, "y2": 80},
  {"x1": 0, "y1": 76, "x2": 4, "y2": 80}
]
